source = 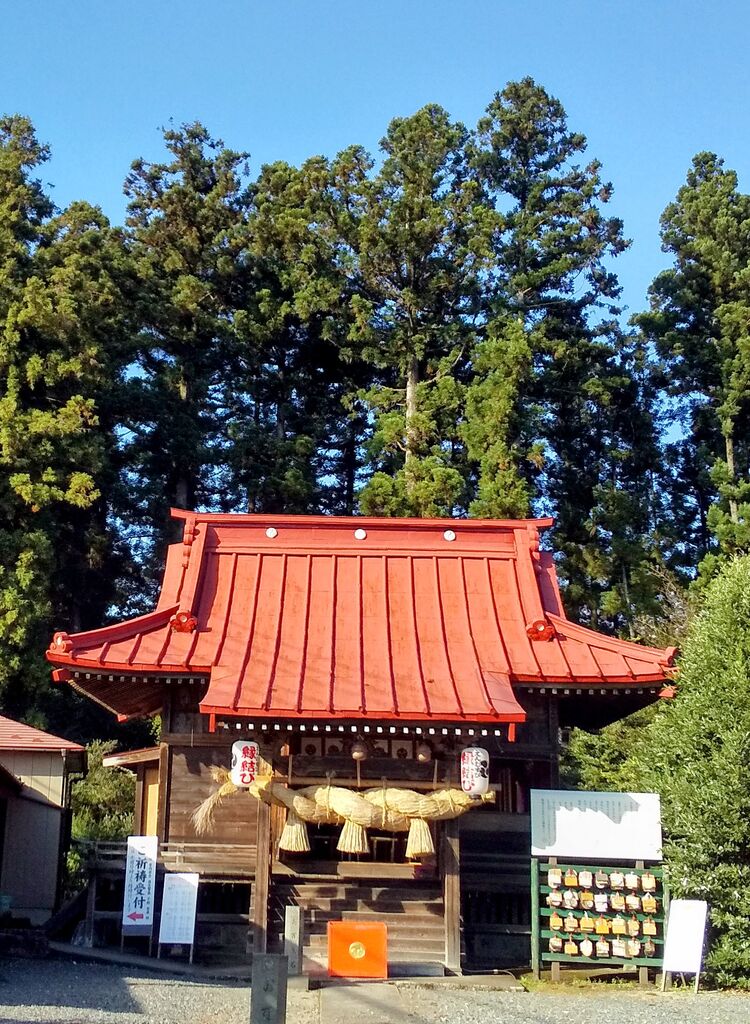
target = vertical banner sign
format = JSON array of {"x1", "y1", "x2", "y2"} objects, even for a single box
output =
[
  {"x1": 460, "y1": 747, "x2": 490, "y2": 796},
  {"x1": 231, "y1": 740, "x2": 260, "y2": 787},
  {"x1": 122, "y1": 835, "x2": 158, "y2": 935},
  {"x1": 158, "y1": 873, "x2": 200, "y2": 946}
]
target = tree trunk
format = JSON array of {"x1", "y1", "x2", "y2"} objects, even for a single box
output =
[
  {"x1": 725, "y1": 429, "x2": 739, "y2": 523},
  {"x1": 404, "y1": 355, "x2": 419, "y2": 487},
  {"x1": 343, "y1": 425, "x2": 357, "y2": 515},
  {"x1": 621, "y1": 564, "x2": 634, "y2": 639}
]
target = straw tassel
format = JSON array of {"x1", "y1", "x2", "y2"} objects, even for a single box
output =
[
  {"x1": 191, "y1": 767, "x2": 239, "y2": 835},
  {"x1": 337, "y1": 818, "x2": 370, "y2": 855},
  {"x1": 405, "y1": 818, "x2": 434, "y2": 859},
  {"x1": 278, "y1": 810, "x2": 311, "y2": 853}
]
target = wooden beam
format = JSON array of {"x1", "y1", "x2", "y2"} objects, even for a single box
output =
[
  {"x1": 287, "y1": 775, "x2": 504, "y2": 792},
  {"x1": 103, "y1": 746, "x2": 160, "y2": 768},
  {"x1": 442, "y1": 818, "x2": 461, "y2": 974},
  {"x1": 252, "y1": 797, "x2": 271, "y2": 955}
]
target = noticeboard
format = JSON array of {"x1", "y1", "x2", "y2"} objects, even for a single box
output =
[
  {"x1": 158, "y1": 872, "x2": 200, "y2": 946},
  {"x1": 122, "y1": 835, "x2": 158, "y2": 935},
  {"x1": 530, "y1": 790, "x2": 662, "y2": 862}
]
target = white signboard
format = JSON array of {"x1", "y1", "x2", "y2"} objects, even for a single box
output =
[
  {"x1": 230, "y1": 740, "x2": 260, "y2": 787},
  {"x1": 530, "y1": 790, "x2": 662, "y2": 861},
  {"x1": 122, "y1": 835, "x2": 158, "y2": 933},
  {"x1": 663, "y1": 899, "x2": 708, "y2": 974},
  {"x1": 158, "y1": 873, "x2": 200, "y2": 946}
]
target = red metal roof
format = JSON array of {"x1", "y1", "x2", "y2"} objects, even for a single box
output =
[
  {"x1": 46, "y1": 511, "x2": 675, "y2": 724},
  {"x1": 0, "y1": 714, "x2": 84, "y2": 752}
]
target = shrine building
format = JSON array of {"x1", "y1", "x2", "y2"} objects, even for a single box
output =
[{"x1": 46, "y1": 510, "x2": 675, "y2": 972}]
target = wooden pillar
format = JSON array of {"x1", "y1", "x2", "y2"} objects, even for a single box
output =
[
  {"x1": 442, "y1": 818, "x2": 461, "y2": 974},
  {"x1": 252, "y1": 797, "x2": 271, "y2": 954},
  {"x1": 133, "y1": 766, "x2": 145, "y2": 836},
  {"x1": 84, "y1": 869, "x2": 97, "y2": 947},
  {"x1": 252, "y1": 749, "x2": 274, "y2": 956},
  {"x1": 156, "y1": 742, "x2": 170, "y2": 843}
]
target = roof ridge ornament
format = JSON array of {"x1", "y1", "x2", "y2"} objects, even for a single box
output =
[
  {"x1": 182, "y1": 516, "x2": 198, "y2": 569},
  {"x1": 526, "y1": 618, "x2": 556, "y2": 642},
  {"x1": 170, "y1": 610, "x2": 198, "y2": 634},
  {"x1": 51, "y1": 631, "x2": 73, "y2": 654}
]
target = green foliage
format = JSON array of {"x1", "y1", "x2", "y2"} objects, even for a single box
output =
[
  {"x1": 636, "y1": 153, "x2": 750, "y2": 570},
  {"x1": 71, "y1": 740, "x2": 134, "y2": 840},
  {"x1": 564, "y1": 557, "x2": 750, "y2": 987}
]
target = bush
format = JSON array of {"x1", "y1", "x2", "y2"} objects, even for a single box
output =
[
  {"x1": 71, "y1": 739, "x2": 135, "y2": 841},
  {"x1": 563, "y1": 556, "x2": 750, "y2": 987}
]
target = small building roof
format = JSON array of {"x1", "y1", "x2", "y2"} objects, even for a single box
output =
[
  {"x1": 0, "y1": 714, "x2": 84, "y2": 753},
  {"x1": 47, "y1": 511, "x2": 676, "y2": 725}
]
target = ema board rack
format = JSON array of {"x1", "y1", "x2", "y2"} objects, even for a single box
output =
[{"x1": 531, "y1": 861, "x2": 668, "y2": 980}]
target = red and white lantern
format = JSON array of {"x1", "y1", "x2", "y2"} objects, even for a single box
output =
[
  {"x1": 460, "y1": 746, "x2": 490, "y2": 797},
  {"x1": 231, "y1": 740, "x2": 260, "y2": 787}
]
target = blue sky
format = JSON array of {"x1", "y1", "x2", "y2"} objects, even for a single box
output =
[{"x1": 1, "y1": 0, "x2": 748, "y2": 317}]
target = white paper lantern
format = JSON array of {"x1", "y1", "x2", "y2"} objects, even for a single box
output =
[
  {"x1": 460, "y1": 746, "x2": 490, "y2": 796},
  {"x1": 230, "y1": 740, "x2": 260, "y2": 787}
]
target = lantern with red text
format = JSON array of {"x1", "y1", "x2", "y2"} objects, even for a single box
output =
[
  {"x1": 230, "y1": 740, "x2": 260, "y2": 787},
  {"x1": 460, "y1": 746, "x2": 490, "y2": 797}
]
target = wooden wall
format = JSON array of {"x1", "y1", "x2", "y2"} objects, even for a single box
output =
[
  {"x1": 0, "y1": 751, "x2": 66, "y2": 923},
  {"x1": 166, "y1": 743, "x2": 259, "y2": 847}
]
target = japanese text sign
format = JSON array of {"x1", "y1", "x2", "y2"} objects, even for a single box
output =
[
  {"x1": 122, "y1": 835, "x2": 158, "y2": 933},
  {"x1": 231, "y1": 740, "x2": 260, "y2": 787},
  {"x1": 530, "y1": 790, "x2": 662, "y2": 861},
  {"x1": 158, "y1": 873, "x2": 199, "y2": 946}
]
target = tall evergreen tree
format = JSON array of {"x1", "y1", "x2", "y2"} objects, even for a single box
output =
[
  {"x1": 468, "y1": 79, "x2": 658, "y2": 628},
  {"x1": 0, "y1": 116, "x2": 127, "y2": 716},
  {"x1": 123, "y1": 122, "x2": 253, "y2": 544},
  {"x1": 225, "y1": 156, "x2": 361, "y2": 514},
  {"x1": 337, "y1": 105, "x2": 484, "y2": 517},
  {"x1": 636, "y1": 153, "x2": 750, "y2": 573}
]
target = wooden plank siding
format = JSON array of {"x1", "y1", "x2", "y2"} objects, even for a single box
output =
[{"x1": 166, "y1": 744, "x2": 260, "y2": 849}]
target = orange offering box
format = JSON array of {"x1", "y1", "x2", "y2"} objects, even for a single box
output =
[{"x1": 327, "y1": 921, "x2": 388, "y2": 979}]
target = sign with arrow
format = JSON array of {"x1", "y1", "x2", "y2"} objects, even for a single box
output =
[{"x1": 122, "y1": 835, "x2": 158, "y2": 936}]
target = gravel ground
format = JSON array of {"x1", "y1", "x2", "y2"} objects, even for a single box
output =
[{"x1": 0, "y1": 957, "x2": 749, "y2": 1024}]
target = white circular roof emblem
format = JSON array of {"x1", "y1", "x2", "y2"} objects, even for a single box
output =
[
  {"x1": 265, "y1": 527, "x2": 278, "y2": 539},
  {"x1": 354, "y1": 528, "x2": 367, "y2": 540},
  {"x1": 443, "y1": 529, "x2": 456, "y2": 542}
]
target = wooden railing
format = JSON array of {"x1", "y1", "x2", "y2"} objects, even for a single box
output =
[{"x1": 75, "y1": 839, "x2": 258, "y2": 877}]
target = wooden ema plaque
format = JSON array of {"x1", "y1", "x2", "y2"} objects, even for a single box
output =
[
  {"x1": 327, "y1": 921, "x2": 388, "y2": 978},
  {"x1": 532, "y1": 860, "x2": 667, "y2": 979}
]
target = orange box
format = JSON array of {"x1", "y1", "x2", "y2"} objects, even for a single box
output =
[{"x1": 327, "y1": 921, "x2": 388, "y2": 978}]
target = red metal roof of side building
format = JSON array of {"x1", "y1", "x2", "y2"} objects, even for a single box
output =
[
  {"x1": 0, "y1": 714, "x2": 84, "y2": 752},
  {"x1": 46, "y1": 510, "x2": 676, "y2": 725}
]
